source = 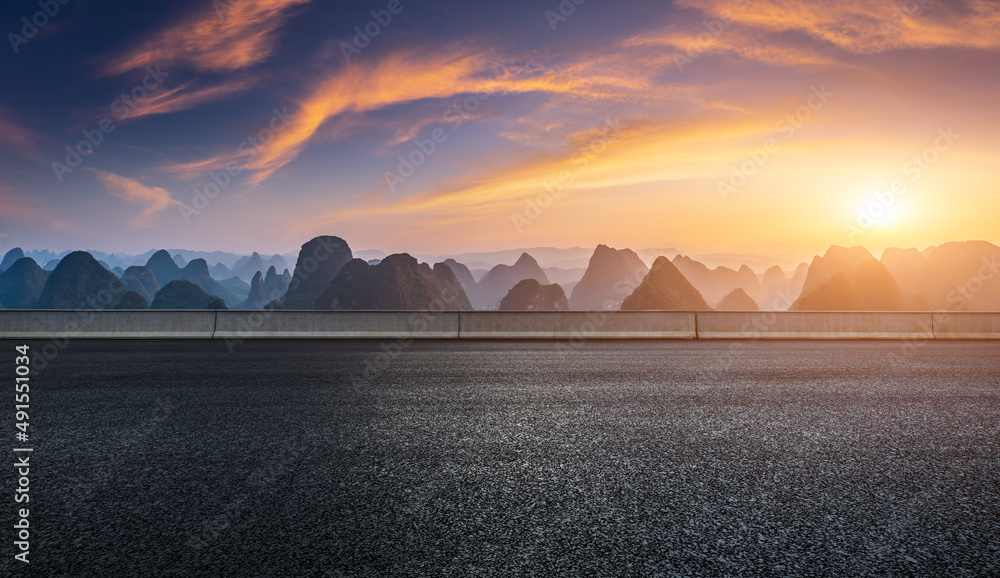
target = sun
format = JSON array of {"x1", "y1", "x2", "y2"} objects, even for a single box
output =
[{"x1": 855, "y1": 193, "x2": 906, "y2": 230}]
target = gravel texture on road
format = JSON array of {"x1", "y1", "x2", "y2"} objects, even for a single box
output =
[{"x1": 4, "y1": 340, "x2": 999, "y2": 576}]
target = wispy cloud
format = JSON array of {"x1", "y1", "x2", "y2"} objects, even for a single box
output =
[
  {"x1": 295, "y1": 111, "x2": 772, "y2": 230},
  {"x1": 241, "y1": 44, "x2": 671, "y2": 185},
  {"x1": 90, "y1": 169, "x2": 181, "y2": 229},
  {"x1": 0, "y1": 186, "x2": 69, "y2": 230},
  {"x1": 671, "y1": 0, "x2": 1000, "y2": 54},
  {"x1": 125, "y1": 77, "x2": 256, "y2": 120},
  {"x1": 106, "y1": 0, "x2": 311, "y2": 75},
  {"x1": 0, "y1": 107, "x2": 44, "y2": 160}
]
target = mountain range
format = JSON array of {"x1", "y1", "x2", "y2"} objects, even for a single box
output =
[
  {"x1": 1, "y1": 239, "x2": 997, "y2": 312},
  {"x1": 460, "y1": 253, "x2": 550, "y2": 309},
  {"x1": 499, "y1": 279, "x2": 570, "y2": 311},
  {"x1": 570, "y1": 245, "x2": 649, "y2": 311},
  {"x1": 314, "y1": 254, "x2": 473, "y2": 311},
  {"x1": 621, "y1": 257, "x2": 713, "y2": 311}
]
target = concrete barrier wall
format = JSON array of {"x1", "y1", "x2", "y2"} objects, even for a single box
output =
[
  {"x1": 1, "y1": 310, "x2": 998, "y2": 340},
  {"x1": 697, "y1": 311, "x2": 935, "y2": 340},
  {"x1": 932, "y1": 312, "x2": 1000, "y2": 340},
  {"x1": 0, "y1": 310, "x2": 217, "y2": 339},
  {"x1": 215, "y1": 310, "x2": 460, "y2": 339},
  {"x1": 459, "y1": 311, "x2": 696, "y2": 339}
]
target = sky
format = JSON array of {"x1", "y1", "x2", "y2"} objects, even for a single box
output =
[{"x1": 1, "y1": 0, "x2": 998, "y2": 259}]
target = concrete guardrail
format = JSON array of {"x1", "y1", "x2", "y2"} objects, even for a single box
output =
[
  {"x1": 0, "y1": 310, "x2": 998, "y2": 340},
  {"x1": 696, "y1": 311, "x2": 936, "y2": 340},
  {"x1": 459, "y1": 311, "x2": 696, "y2": 339},
  {"x1": 0, "y1": 310, "x2": 216, "y2": 339},
  {"x1": 215, "y1": 310, "x2": 460, "y2": 339},
  {"x1": 931, "y1": 312, "x2": 1000, "y2": 340}
]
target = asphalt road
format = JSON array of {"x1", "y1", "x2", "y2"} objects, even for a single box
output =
[{"x1": 2, "y1": 340, "x2": 999, "y2": 576}]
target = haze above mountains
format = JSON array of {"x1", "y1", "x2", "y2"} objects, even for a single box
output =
[{"x1": 0, "y1": 239, "x2": 997, "y2": 313}]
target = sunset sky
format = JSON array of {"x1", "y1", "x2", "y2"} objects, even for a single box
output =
[{"x1": 1, "y1": 0, "x2": 998, "y2": 258}]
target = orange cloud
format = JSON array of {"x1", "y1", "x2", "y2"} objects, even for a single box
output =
[
  {"x1": 0, "y1": 107, "x2": 43, "y2": 160},
  {"x1": 242, "y1": 45, "x2": 673, "y2": 185},
  {"x1": 0, "y1": 187, "x2": 68, "y2": 230},
  {"x1": 295, "y1": 110, "x2": 776, "y2": 232},
  {"x1": 90, "y1": 169, "x2": 181, "y2": 229},
  {"x1": 157, "y1": 152, "x2": 240, "y2": 181},
  {"x1": 127, "y1": 78, "x2": 256, "y2": 120},
  {"x1": 671, "y1": 0, "x2": 1000, "y2": 54},
  {"x1": 106, "y1": 0, "x2": 310, "y2": 75}
]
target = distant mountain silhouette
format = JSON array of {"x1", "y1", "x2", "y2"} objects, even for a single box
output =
[
  {"x1": 231, "y1": 252, "x2": 266, "y2": 281},
  {"x1": 266, "y1": 254, "x2": 288, "y2": 272},
  {"x1": 151, "y1": 280, "x2": 227, "y2": 309},
  {"x1": 314, "y1": 254, "x2": 472, "y2": 310},
  {"x1": 753, "y1": 264, "x2": 807, "y2": 310},
  {"x1": 499, "y1": 279, "x2": 569, "y2": 311},
  {"x1": 716, "y1": 288, "x2": 760, "y2": 311},
  {"x1": 440, "y1": 259, "x2": 477, "y2": 290},
  {"x1": 671, "y1": 256, "x2": 758, "y2": 307},
  {"x1": 145, "y1": 250, "x2": 184, "y2": 285},
  {"x1": 210, "y1": 262, "x2": 233, "y2": 279},
  {"x1": 114, "y1": 291, "x2": 149, "y2": 309},
  {"x1": 143, "y1": 251, "x2": 238, "y2": 306},
  {"x1": 23, "y1": 249, "x2": 60, "y2": 267},
  {"x1": 36, "y1": 251, "x2": 126, "y2": 309},
  {"x1": 172, "y1": 254, "x2": 187, "y2": 268},
  {"x1": 239, "y1": 266, "x2": 292, "y2": 310},
  {"x1": 543, "y1": 267, "x2": 586, "y2": 293},
  {"x1": 570, "y1": 245, "x2": 649, "y2": 311},
  {"x1": 0, "y1": 248, "x2": 25, "y2": 271},
  {"x1": 217, "y1": 276, "x2": 251, "y2": 300},
  {"x1": 656, "y1": 255, "x2": 808, "y2": 311},
  {"x1": 179, "y1": 259, "x2": 239, "y2": 306},
  {"x1": 0, "y1": 258, "x2": 50, "y2": 309},
  {"x1": 240, "y1": 272, "x2": 267, "y2": 310},
  {"x1": 621, "y1": 257, "x2": 713, "y2": 311},
  {"x1": 466, "y1": 253, "x2": 549, "y2": 309},
  {"x1": 882, "y1": 240, "x2": 1000, "y2": 311},
  {"x1": 42, "y1": 259, "x2": 61, "y2": 271},
  {"x1": 283, "y1": 236, "x2": 353, "y2": 309},
  {"x1": 226, "y1": 252, "x2": 289, "y2": 281},
  {"x1": 433, "y1": 263, "x2": 470, "y2": 310},
  {"x1": 120, "y1": 266, "x2": 160, "y2": 304},
  {"x1": 793, "y1": 246, "x2": 903, "y2": 310}
]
